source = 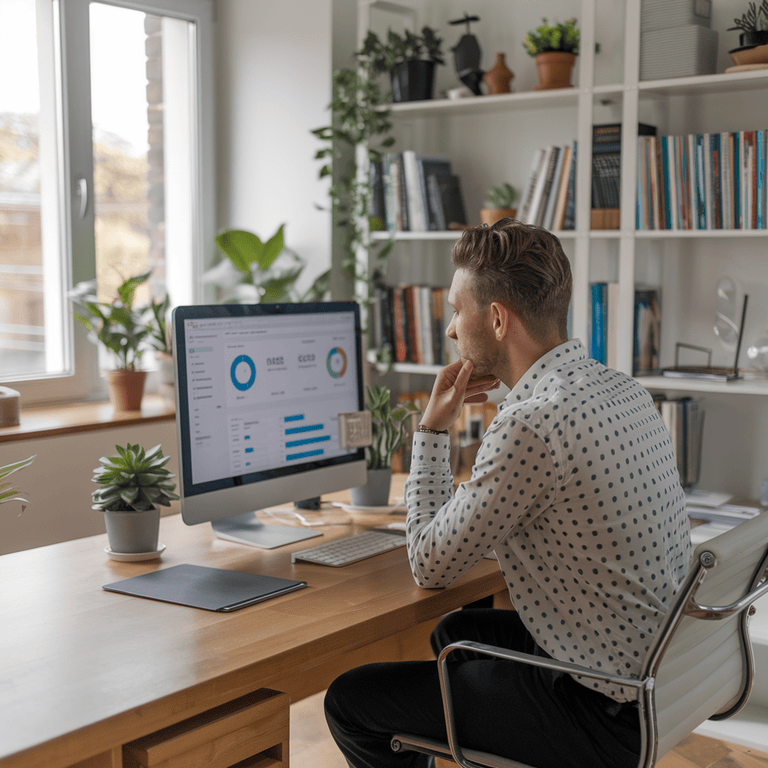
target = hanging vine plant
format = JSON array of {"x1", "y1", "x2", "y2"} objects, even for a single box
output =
[{"x1": 311, "y1": 65, "x2": 396, "y2": 366}]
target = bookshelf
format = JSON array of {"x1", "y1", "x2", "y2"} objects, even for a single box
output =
[{"x1": 355, "y1": 0, "x2": 768, "y2": 495}]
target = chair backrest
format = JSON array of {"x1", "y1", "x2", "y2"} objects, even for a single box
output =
[{"x1": 643, "y1": 512, "x2": 768, "y2": 761}]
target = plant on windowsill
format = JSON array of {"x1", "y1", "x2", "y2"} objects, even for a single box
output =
[
  {"x1": 480, "y1": 182, "x2": 518, "y2": 226},
  {"x1": 523, "y1": 18, "x2": 580, "y2": 90},
  {"x1": 203, "y1": 224, "x2": 330, "y2": 304},
  {"x1": 92, "y1": 443, "x2": 179, "y2": 557},
  {"x1": 145, "y1": 292, "x2": 174, "y2": 403},
  {"x1": 69, "y1": 270, "x2": 154, "y2": 413},
  {"x1": 0, "y1": 455, "x2": 36, "y2": 516},
  {"x1": 356, "y1": 26, "x2": 445, "y2": 102},
  {"x1": 351, "y1": 385, "x2": 419, "y2": 507}
]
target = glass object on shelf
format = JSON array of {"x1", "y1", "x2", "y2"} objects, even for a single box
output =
[
  {"x1": 747, "y1": 333, "x2": 768, "y2": 372},
  {"x1": 713, "y1": 276, "x2": 740, "y2": 348}
]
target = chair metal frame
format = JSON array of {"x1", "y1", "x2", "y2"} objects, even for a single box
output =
[{"x1": 392, "y1": 513, "x2": 768, "y2": 768}]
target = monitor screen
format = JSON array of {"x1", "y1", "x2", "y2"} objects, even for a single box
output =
[{"x1": 172, "y1": 302, "x2": 367, "y2": 547}]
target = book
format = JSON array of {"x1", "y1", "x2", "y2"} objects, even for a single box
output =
[
  {"x1": 402, "y1": 150, "x2": 424, "y2": 231},
  {"x1": 518, "y1": 148, "x2": 546, "y2": 224},
  {"x1": 552, "y1": 144, "x2": 573, "y2": 230},
  {"x1": 590, "y1": 282, "x2": 607, "y2": 364},
  {"x1": 562, "y1": 141, "x2": 578, "y2": 230},
  {"x1": 433, "y1": 174, "x2": 467, "y2": 228},
  {"x1": 528, "y1": 145, "x2": 556, "y2": 226},
  {"x1": 606, "y1": 281, "x2": 620, "y2": 369},
  {"x1": 417, "y1": 156, "x2": 452, "y2": 230},
  {"x1": 369, "y1": 159, "x2": 386, "y2": 231},
  {"x1": 633, "y1": 288, "x2": 661, "y2": 375},
  {"x1": 543, "y1": 145, "x2": 567, "y2": 229}
]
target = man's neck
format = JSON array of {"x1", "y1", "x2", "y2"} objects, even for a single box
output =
[{"x1": 501, "y1": 336, "x2": 566, "y2": 390}]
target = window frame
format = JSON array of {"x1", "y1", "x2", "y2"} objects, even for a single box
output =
[{"x1": 3, "y1": 0, "x2": 214, "y2": 405}]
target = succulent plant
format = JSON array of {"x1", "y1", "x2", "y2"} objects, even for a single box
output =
[
  {"x1": 0, "y1": 455, "x2": 36, "y2": 513},
  {"x1": 485, "y1": 182, "x2": 518, "y2": 209},
  {"x1": 91, "y1": 443, "x2": 179, "y2": 512}
]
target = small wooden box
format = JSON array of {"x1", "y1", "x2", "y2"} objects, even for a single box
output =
[{"x1": 124, "y1": 689, "x2": 289, "y2": 768}]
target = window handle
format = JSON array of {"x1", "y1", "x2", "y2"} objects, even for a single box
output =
[{"x1": 75, "y1": 177, "x2": 88, "y2": 219}]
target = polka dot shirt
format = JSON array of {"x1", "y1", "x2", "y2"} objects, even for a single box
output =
[{"x1": 404, "y1": 339, "x2": 692, "y2": 701}]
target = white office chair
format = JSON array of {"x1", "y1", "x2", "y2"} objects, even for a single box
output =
[{"x1": 391, "y1": 512, "x2": 768, "y2": 768}]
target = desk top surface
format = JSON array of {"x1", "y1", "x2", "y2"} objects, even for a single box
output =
[{"x1": 0, "y1": 481, "x2": 503, "y2": 768}]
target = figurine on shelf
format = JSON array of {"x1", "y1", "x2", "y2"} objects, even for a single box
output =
[{"x1": 449, "y1": 12, "x2": 483, "y2": 95}]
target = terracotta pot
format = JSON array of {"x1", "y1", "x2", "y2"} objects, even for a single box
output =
[
  {"x1": 480, "y1": 208, "x2": 517, "y2": 226},
  {"x1": 483, "y1": 52, "x2": 514, "y2": 94},
  {"x1": 534, "y1": 51, "x2": 577, "y2": 90},
  {"x1": 104, "y1": 369, "x2": 147, "y2": 413}
]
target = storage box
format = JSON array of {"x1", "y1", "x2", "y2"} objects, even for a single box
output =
[
  {"x1": 640, "y1": 25, "x2": 718, "y2": 80},
  {"x1": 641, "y1": 0, "x2": 712, "y2": 33}
]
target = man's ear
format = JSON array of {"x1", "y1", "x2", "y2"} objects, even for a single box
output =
[{"x1": 490, "y1": 301, "x2": 514, "y2": 341}]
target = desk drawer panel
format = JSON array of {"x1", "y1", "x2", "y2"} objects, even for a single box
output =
[{"x1": 123, "y1": 689, "x2": 289, "y2": 768}]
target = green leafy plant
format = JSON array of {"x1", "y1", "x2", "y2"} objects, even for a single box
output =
[
  {"x1": 485, "y1": 182, "x2": 518, "y2": 209},
  {"x1": 357, "y1": 26, "x2": 444, "y2": 74},
  {"x1": 523, "y1": 18, "x2": 580, "y2": 56},
  {"x1": 204, "y1": 224, "x2": 330, "y2": 304},
  {"x1": 91, "y1": 443, "x2": 179, "y2": 512},
  {"x1": 728, "y1": 0, "x2": 768, "y2": 31},
  {"x1": 69, "y1": 270, "x2": 153, "y2": 370},
  {"x1": 0, "y1": 455, "x2": 36, "y2": 513},
  {"x1": 145, "y1": 293, "x2": 171, "y2": 356},
  {"x1": 364, "y1": 385, "x2": 420, "y2": 470}
]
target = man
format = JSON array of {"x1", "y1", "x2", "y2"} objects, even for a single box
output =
[{"x1": 325, "y1": 218, "x2": 692, "y2": 768}]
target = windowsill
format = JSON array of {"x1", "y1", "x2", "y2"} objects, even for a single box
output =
[{"x1": 0, "y1": 395, "x2": 175, "y2": 444}]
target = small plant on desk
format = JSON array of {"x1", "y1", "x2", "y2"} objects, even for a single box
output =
[{"x1": 92, "y1": 443, "x2": 179, "y2": 555}]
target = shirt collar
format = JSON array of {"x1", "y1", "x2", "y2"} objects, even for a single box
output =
[{"x1": 504, "y1": 339, "x2": 588, "y2": 406}]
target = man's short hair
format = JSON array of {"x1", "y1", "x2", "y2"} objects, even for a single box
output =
[{"x1": 451, "y1": 218, "x2": 572, "y2": 342}]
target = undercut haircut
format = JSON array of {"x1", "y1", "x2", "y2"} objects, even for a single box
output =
[{"x1": 451, "y1": 218, "x2": 572, "y2": 343}]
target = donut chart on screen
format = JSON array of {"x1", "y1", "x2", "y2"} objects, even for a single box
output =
[
  {"x1": 326, "y1": 347, "x2": 347, "y2": 378},
  {"x1": 230, "y1": 354, "x2": 256, "y2": 391}
]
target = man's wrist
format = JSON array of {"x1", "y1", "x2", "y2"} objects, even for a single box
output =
[{"x1": 417, "y1": 423, "x2": 449, "y2": 436}]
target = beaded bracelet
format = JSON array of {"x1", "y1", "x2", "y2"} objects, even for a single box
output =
[{"x1": 417, "y1": 424, "x2": 448, "y2": 435}]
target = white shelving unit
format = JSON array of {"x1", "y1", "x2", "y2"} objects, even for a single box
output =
[{"x1": 357, "y1": 0, "x2": 768, "y2": 389}]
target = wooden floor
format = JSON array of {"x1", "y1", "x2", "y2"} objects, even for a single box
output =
[{"x1": 291, "y1": 690, "x2": 768, "y2": 768}]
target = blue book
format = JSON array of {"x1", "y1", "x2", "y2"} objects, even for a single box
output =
[
  {"x1": 590, "y1": 282, "x2": 606, "y2": 364},
  {"x1": 758, "y1": 129, "x2": 765, "y2": 229},
  {"x1": 660, "y1": 136, "x2": 671, "y2": 229},
  {"x1": 732, "y1": 132, "x2": 741, "y2": 229}
]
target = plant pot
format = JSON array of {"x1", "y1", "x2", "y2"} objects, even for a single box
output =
[
  {"x1": 104, "y1": 507, "x2": 160, "y2": 553},
  {"x1": 534, "y1": 51, "x2": 577, "y2": 90},
  {"x1": 738, "y1": 30, "x2": 768, "y2": 48},
  {"x1": 104, "y1": 369, "x2": 147, "y2": 412},
  {"x1": 483, "y1": 52, "x2": 514, "y2": 95},
  {"x1": 480, "y1": 208, "x2": 517, "y2": 226},
  {"x1": 390, "y1": 60, "x2": 436, "y2": 102},
  {"x1": 350, "y1": 467, "x2": 392, "y2": 507}
]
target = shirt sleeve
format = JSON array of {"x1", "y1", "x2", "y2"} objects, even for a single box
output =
[{"x1": 404, "y1": 417, "x2": 558, "y2": 589}]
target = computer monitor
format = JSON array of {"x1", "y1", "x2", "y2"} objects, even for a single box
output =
[{"x1": 172, "y1": 301, "x2": 367, "y2": 548}]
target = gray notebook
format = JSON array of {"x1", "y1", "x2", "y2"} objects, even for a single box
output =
[{"x1": 103, "y1": 563, "x2": 307, "y2": 611}]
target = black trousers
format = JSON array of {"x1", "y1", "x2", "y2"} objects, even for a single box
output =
[{"x1": 324, "y1": 609, "x2": 641, "y2": 768}]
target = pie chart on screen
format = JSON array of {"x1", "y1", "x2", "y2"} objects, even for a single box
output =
[
  {"x1": 326, "y1": 347, "x2": 347, "y2": 378},
  {"x1": 231, "y1": 354, "x2": 256, "y2": 391}
]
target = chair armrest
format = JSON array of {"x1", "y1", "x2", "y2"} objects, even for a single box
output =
[{"x1": 438, "y1": 640, "x2": 646, "y2": 691}]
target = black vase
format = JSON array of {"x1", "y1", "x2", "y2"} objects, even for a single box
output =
[
  {"x1": 390, "y1": 60, "x2": 436, "y2": 102},
  {"x1": 738, "y1": 30, "x2": 768, "y2": 47}
]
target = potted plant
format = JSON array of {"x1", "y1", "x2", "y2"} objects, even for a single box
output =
[
  {"x1": 523, "y1": 17, "x2": 580, "y2": 90},
  {"x1": 480, "y1": 182, "x2": 518, "y2": 226},
  {"x1": 92, "y1": 443, "x2": 179, "y2": 556},
  {"x1": 0, "y1": 455, "x2": 35, "y2": 514},
  {"x1": 729, "y1": 1, "x2": 768, "y2": 48},
  {"x1": 350, "y1": 385, "x2": 419, "y2": 507},
  {"x1": 70, "y1": 270, "x2": 153, "y2": 412},
  {"x1": 204, "y1": 224, "x2": 330, "y2": 304},
  {"x1": 145, "y1": 293, "x2": 174, "y2": 403},
  {"x1": 357, "y1": 26, "x2": 445, "y2": 102}
]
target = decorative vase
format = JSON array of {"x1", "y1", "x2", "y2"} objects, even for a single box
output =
[
  {"x1": 390, "y1": 60, "x2": 436, "y2": 102},
  {"x1": 483, "y1": 52, "x2": 514, "y2": 94},
  {"x1": 350, "y1": 467, "x2": 393, "y2": 507},
  {"x1": 534, "y1": 51, "x2": 577, "y2": 90},
  {"x1": 480, "y1": 207, "x2": 517, "y2": 226},
  {"x1": 104, "y1": 507, "x2": 160, "y2": 553},
  {"x1": 104, "y1": 369, "x2": 147, "y2": 412}
]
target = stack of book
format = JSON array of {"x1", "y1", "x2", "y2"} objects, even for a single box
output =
[
  {"x1": 592, "y1": 123, "x2": 657, "y2": 229},
  {"x1": 518, "y1": 142, "x2": 577, "y2": 230},
  {"x1": 589, "y1": 283, "x2": 660, "y2": 375},
  {"x1": 637, "y1": 130, "x2": 767, "y2": 230},
  {"x1": 371, "y1": 284, "x2": 459, "y2": 366},
  {"x1": 369, "y1": 151, "x2": 468, "y2": 232}
]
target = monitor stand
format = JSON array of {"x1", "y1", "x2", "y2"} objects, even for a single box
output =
[{"x1": 211, "y1": 512, "x2": 322, "y2": 549}]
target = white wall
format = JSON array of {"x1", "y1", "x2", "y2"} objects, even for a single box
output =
[
  {"x1": 214, "y1": 0, "x2": 335, "y2": 297},
  {"x1": 0, "y1": 421, "x2": 178, "y2": 554}
]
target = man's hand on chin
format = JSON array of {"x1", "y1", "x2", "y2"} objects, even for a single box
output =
[{"x1": 419, "y1": 360, "x2": 500, "y2": 433}]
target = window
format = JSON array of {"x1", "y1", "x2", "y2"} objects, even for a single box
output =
[{"x1": 0, "y1": 0, "x2": 214, "y2": 403}]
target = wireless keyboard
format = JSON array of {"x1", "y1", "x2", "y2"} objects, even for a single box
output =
[{"x1": 291, "y1": 530, "x2": 406, "y2": 567}]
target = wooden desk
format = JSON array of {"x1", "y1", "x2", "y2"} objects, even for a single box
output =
[{"x1": 0, "y1": 482, "x2": 504, "y2": 768}]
